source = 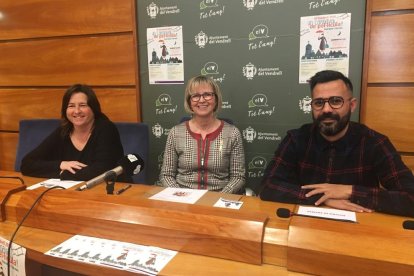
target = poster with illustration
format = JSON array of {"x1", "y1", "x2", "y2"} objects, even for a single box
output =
[
  {"x1": 147, "y1": 26, "x2": 184, "y2": 84},
  {"x1": 45, "y1": 235, "x2": 177, "y2": 275},
  {"x1": 299, "y1": 13, "x2": 351, "y2": 83}
]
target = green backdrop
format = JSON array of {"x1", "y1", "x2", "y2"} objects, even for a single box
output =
[{"x1": 136, "y1": 0, "x2": 366, "y2": 191}]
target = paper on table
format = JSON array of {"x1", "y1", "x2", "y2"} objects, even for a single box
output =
[
  {"x1": 149, "y1": 187, "x2": 207, "y2": 204},
  {"x1": 213, "y1": 197, "x2": 243, "y2": 209},
  {"x1": 297, "y1": 206, "x2": 357, "y2": 222},
  {"x1": 0, "y1": 236, "x2": 26, "y2": 276},
  {"x1": 27, "y1": 178, "x2": 83, "y2": 190},
  {"x1": 45, "y1": 235, "x2": 177, "y2": 275}
]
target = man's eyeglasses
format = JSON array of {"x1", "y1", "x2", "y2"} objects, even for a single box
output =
[
  {"x1": 311, "y1": 96, "x2": 352, "y2": 110},
  {"x1": 190, "y1": 92, "x2": 215, "y2": 102}
]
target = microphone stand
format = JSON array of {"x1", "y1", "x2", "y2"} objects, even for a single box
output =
[
  {"x1": 0, "y1": 176, "x2": 25, "y2": 185},
  {"x1": 105, "y1": 171, "x2": 117, "y2": 195}
]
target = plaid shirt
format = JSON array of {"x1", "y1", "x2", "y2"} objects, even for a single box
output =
[
  {"x1": 260, "y1": 122, "x2": 414, "y2": 217},
  {"x1": 160, "y1": 120, "x2": 245, "y2": 193}
]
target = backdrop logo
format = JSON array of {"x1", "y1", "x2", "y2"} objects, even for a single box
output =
[
  {"x1": 244, "y1": 126, "x2": 282, "y2": 142},
  {"x1": 201, "y1": 0, "x2": 218, "y2": 8},
  {"x1": 248, "y1": 93, "x2": 268, "y2": 107},
  {"x1": 147, "y1": 2, "x2": 159, "y2": 18},
  {"x1": 249, "y1": 24, "x2": 269, "y2": 40},
  {"x1": 243, "y1": 62, "x2": 257, "y2": 80},
  {"x1": 248, "y1": 24, "x2": 277, "y2": 51},
  {"x1": 247, "y1": 156, "x2": 267, "y2": 178},
  {"x1": 249, "y1": 156, "x2": 267, "y2": 169},
  {"x1": 222, "y1": 100, "x2": 232, "y2": 109},
  {"x1": 147, "y1": 2, "x2": 180, "y2": 19},
  {"x1": 152, "y1": 123, "x2": 171, "y2": 138},
  {"x1": 195, "y1": 31, "x2": 231, "y2": 48},
  {"x1": 299, "y1": 96, "x2": 312, "y2": 114},
  {"x1": 248, "y1": 93, "x2": 276, "y2": 117},
  {"x1": 243, "y1": 126, "x2": 257, "y2": 143},
  {"x1": 243, "y1": 0, "x2": 258, "y2": 10},
  {"x1": 200, "y1": 0, "x2": 225, "y2": 19},
  {"x1": 243, "y1": 62, "x2": 283, "y2": 79},
  {"x1": 195, "y1": 31, "x2": 208, "y2": 48},
  {"x1": 156, "y1": 94, "x2": 172, "y2": 106},
  {"x1": 201, "y1": 62, "x2": 226, "y2": 83},
  {"x1": 308, "y1": 0, "x2": 342, "y2": 10},
  {"x1": 152, "y1": 123, "x2": 164, "y2": 138},
  {"x1": 155, "y1": 94, "x2": 178, "y2": 115},
  {"x1": 201, "y1": 61, "x2": 219, "y2": 75},
  {"x1": 243, "y1": 0, "x2": 285, "y2": 11}
]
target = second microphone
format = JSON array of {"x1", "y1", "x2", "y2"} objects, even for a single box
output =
[{"x1": 76, "y1": 153, "x2": 144, "y2": 191}]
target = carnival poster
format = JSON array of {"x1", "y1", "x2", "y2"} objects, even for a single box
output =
[
  {"x1": 299, "y1": 13, "x2": 351, "y2": 83},
  {"x1": 147, "y1": 26, "x2": 184, "y2": 84}
]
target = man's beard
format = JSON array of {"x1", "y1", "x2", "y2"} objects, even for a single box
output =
[{"x1": 313, "y1": 110, "x2": 351, "y2": 137}]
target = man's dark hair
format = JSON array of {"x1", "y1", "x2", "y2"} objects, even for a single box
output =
[{"x1": 309, "y1": 70, "x2": 353, "y2": 94}]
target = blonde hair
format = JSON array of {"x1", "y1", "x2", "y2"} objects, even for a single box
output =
[{"x1": 184, "y1": 75, "x2": 222, "y2": 114}]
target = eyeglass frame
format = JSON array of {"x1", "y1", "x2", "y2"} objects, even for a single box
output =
[
  {"x1": 189, "y1": 92, "x2": 216, "y2": 102},
  {"x1": 310, "y1": 96, "x2": 354, "y2": 110}
]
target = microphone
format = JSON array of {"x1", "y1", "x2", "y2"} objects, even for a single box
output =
[
  {"x1": 403, "y1": 220, "x2": 414, "y2": 230},
  {"x1": 276, "y1": 207, "x2": 356, "y2": 223},
  {"x1": 76, "y1": 154, "x2": 144, "y2": 191},
  {"x1": 276, "y1": 208, "x2": 292, "y2": 218}
]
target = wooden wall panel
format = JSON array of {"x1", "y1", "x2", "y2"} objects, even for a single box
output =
[
  {"x1": 0, "y1": 35, "x2": 136, "y2": 86},
  {"x1": 0, "y1": 0, "x2": 133, "y2": 40},
  {"x1": 0, "y1": 88, "x2": 138, "y2": 131},
  {"x1": 364, "y1": 87, "x2": 414, "y2": 152},
  {"x1": 0, "y1": 0, "x2": 140, "y2": 172},
  {"x1": 97, "y1": 88, "x2": 139, "y2": 123},
  {"x1": 368, "y1": 14, "x2": 414, "y2": 83},
  {"x1": 372, "y1": 0, "x2": 414, "y2": 12},
  {"x1": 402, "y1": 156, "x2": 414, "y2": 172},
  {"x1": 363, "y1": 1, "x2": 414, "y2": 180},
  {"x1": 0, "y1": 133, "x2": 18, "y2": 171}
]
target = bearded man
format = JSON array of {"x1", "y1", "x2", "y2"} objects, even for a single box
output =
[{"x1": 260, "y1": 70, "x2": 414, "y2": 217}]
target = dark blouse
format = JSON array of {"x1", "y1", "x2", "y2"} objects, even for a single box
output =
[{"x1": 21, "y1": 117, "x2": 126, "y2": 181}]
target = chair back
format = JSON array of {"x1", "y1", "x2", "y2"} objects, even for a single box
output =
[
  {"x1": 114, "y1": 122, "x2": 149, "y2": 184},
  {"x1": 15, "y1": 119, "x2": 60, "y2": 171}
]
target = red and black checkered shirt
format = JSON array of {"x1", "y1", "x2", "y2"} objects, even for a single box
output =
[{"x1": 260, "y1": 122, "x2": 414, "y2": 217}]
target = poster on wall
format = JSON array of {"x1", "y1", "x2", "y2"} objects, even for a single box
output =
[
  {"x1": 147, "y1": 26, "x2": 184, "y2": 84},
  {"x1": 299, "y1": 13, "x2": 351, "y2": 83}
]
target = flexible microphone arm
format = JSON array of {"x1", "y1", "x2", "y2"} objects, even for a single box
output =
[{"x1": 0, "y1": 176, "x2": 25, "y2": 185}]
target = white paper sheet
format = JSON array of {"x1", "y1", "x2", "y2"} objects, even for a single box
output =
[
  {"x1": 27, "y1": 179, "x2": 83, "y2": 190},
  {"x1": 213, "y1": 197, "x2": 243, "y2": 209},
  {"x1": 298, "y1": 206, "x2": 357, "y2": 222},
  {"x1": 45, "y1": 235, "x2": 177, "y2": 275},
  {"x1": 149, "y1": 188, "x2": 207, "y2": 204}
]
